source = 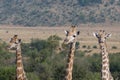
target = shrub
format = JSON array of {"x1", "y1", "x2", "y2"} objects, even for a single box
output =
[
  {"x1": 76, "y1": 42, "x2": 80, "y2": 49},
  {"x1": 47, "y1": 35, "x2": 62, "y2": 41},
  {"x1": 82, "y1": 45, "x2": 87, "y2": 48},
  {"x1": 27, "y1": 72, "x2": 39, "y2": 80},
  {"x1": 0, "y1": 66, "x2": 16, "y2": 80},
  {"x1": 112, "y1": 46, "x2": 117, "y2": 49},
  {"x1": 93, "y1": 45, "x2": 97, "y2": 49},
  {"x1": 1, "y1": 35, "x2": 120, "y2": 80}
]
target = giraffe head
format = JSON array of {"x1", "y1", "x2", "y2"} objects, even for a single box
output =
[
  {"x1": 63, "y1": 26, "x2": 80, "y2": 44},
  {"x1": 8, "y1": 35, "x2": 21, "y2": 50},
  {"x1": 93, "y1": 30, "x2": 111, "y2": 43}
]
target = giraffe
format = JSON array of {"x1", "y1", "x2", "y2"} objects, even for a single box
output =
[
  {"x1": 93, "y1": 30, "x2": 114, "y2": 80},
  {"x1": 63, "y1": 26, "x2": 80, "y2": 80},
  {"x1": 8, "y1": 35, "x2": 27, "y2": 80}
]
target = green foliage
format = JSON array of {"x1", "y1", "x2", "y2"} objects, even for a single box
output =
[
  {"x1": 83, "y1": 72, "x2": 100, "y2": 80},
  {"x1": 75, "y1": 50, "x2": 85, "y2": 57},
  {"x1": 82, "y1": 45, "x2": 87, "y2": 48},
  {"x1": 87, "y1": 54, "x2": 101, "y2": 72},
  {"x1": 0, "y1": 66, "x2": 15, "y2": 80},
  {"x1": 27, "y1": 72, "x2": 40, "y2": 80},
  {"x1": 0, "y1": 0, "x2": 120, "y2": 26},
  {"x1": 109, "y1": 53, "x2": 120, "y2": 79},
  {"x1": 112, "y1": 46, "x2": 117, "y2": 49},
  {"x1": 93, "y1": 45, "x2": 97, "y2": 49},
  {"x1": 0, "y1": 35, "x2": 120, "y2": 80},
  {"x1": 47, "y1": 35, "x2": 62, "y2": 41},
  {"x1": 53, "y1": 66, "x2": 65, "y2": 80},
  {"x1": 110, "y1": 53, "x2": 120, "y2": 72},
  {"x1": 0, "y1": 42, "x2": 14, "y2": 66},
  {"x1": 0, "y1": 42, "x2": 15, "y2": 80},
  {"x1": 30, "y1": 39, "x2": 48, "y2": 51},
  {"x1": 30, "y1": 35, "x2": 61, "y2": 52},
  {"x1": 76, "y1": 42, "x2": 80, "y2": 49},
  {"x1": 73, "y1": 57, "x2": 89, "y2": 80},
  {"x1": 78, "y1": 0, "x2": 102, "y2": 6}
]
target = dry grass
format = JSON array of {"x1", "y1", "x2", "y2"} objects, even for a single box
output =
[{"x1": 0, "y1": 23, "x2": 120, "y2": 54}]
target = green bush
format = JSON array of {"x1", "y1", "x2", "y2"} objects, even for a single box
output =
[
  {"x1": 82, "y1": 45, "x2": 87, "y2": 48},
  {"x1": 27, "y1": 72, "x2": 40, "y2": 80},
  {"x1": 87, "y1": 54, "x2": 101, "y2": 72},
  {"x1": 93, "y1": 45, "x2": 97, "y2": 49},
  {"x1": 47, "y1": 35, "x2": 62, "y2": 41},
  {"x1": 0, "y1": 66, "x2": 15, "y2": 80},
  {"x1": 0, "y1": 36, "x2": 120, "y2": 80},
  {"x1": 76, "y1": 42, "x2": 80, "y2": 49},
  {"x1": 112, "y1": 46, "x2": 117, "y2": 49}
]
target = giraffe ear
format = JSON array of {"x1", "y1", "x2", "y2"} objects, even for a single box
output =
[
  {"x1": 77, "y1": 31, "x2": 80, "y2": 35},
  {"x1": 65, "y1": 30, "x2": 69, "y2": 35},
  {"x1": 106, "y1": 34, "x2": 112, "y2": 38},
  {"x1": 93, "y1": 32, "x2": 98, "y2": 38}
]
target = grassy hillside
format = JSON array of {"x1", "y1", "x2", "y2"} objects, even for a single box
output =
[{"x1": 0, "y1": 0, "x2": 120, "y2": 26}]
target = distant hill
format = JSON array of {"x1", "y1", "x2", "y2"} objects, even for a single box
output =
[{"x1": 0, "y1": 0, "x2": 120, "y2": 26}]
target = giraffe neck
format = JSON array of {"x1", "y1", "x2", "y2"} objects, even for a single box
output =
[
  {"x1": 16, "y1": 44, "x2": 27, "y2": 80},
  {"x1": 65, "y1": 42, "x2": 76, "y2": 80},
  {"x1": 100, "y1": 43, "x2": 113, "y2": 80}
]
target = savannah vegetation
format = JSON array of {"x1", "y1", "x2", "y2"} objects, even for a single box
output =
[
  {"x1": 0, "y1": 0, "x2": 120, "y2": 80},
  {"x1": 0, "y1": 35, "x2": 120, "y2": 80},
  {"x1": 0, "y1": 0, "x2": 120, "y2": 26}
]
